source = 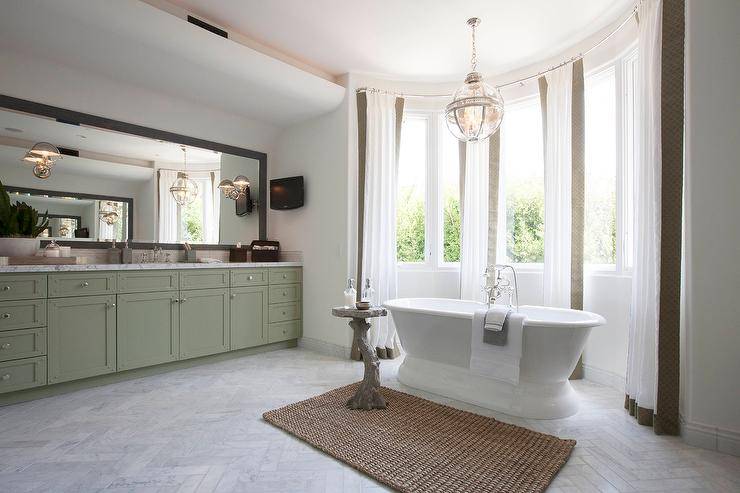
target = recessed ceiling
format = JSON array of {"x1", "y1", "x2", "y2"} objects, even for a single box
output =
[{"x1": 167, "y1": 0, "x2": 634, "y2": 81}]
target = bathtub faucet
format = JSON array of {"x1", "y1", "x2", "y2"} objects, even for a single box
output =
[{"x1": 483, "y1": 264, "x2": 520, "y2": 311}]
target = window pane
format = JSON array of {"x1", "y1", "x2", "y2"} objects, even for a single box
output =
[
  {"x1": 440, "y1": 121, "x2": 460, "y2": 263},
  {"x1": 585, "y1": 67, "x2": 617, "y2": 265},
  {"x1": 622, "y1": 53, "x2": 638, "y2": 269},
  {"x1": 397, "y1": 117, "x2": 427, "y2": 263},
  {"x1": 501, "y1": 97, "x2": 545, "y2": 263}
]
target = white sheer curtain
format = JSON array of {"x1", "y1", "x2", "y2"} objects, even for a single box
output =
[
  {"x1": 191, "y1": 170, "x2": 220, "y2": 244},
  {"x1": 542, "y1": 65, "x2": 573, "y2": 308},
  {"x1": 459, "y1": 140, "x2": 490, "y2": 301},
  {"x1": 626, "y1": 0, "x2": 662, "y2": 413},
  {"x1": 158, "y1": 169, "x2": 179, "y2": 243},
  {"x1": 362, "y1": 92, "x2": 400, "y2": 351}
]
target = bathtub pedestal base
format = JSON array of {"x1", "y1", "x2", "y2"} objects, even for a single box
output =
[
  {"x1": 398, "y1": 356, "x2": 579, "y2": 419},
  {"x1": 347, "y1": 318, "x2": 387, "y2": 410}
]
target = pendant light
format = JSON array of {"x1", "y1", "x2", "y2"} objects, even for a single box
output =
[
  {"x1": 21, "y1": 142, "x2": 63, "y2": 179},
  {"x1": 445, "y1": 18, "x2": 504, "y2": 142},
  {"x1": 99, "y1": 201, "x2": 120, "y2": 225},
  {"x1": 169, "y1": 145, "x2": 199, "y2": 206}
]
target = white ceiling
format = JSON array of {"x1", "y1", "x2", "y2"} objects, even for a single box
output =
[
  {"x1": 167, "y1": 0, "x2": 634, "y2": 81},
  {"x1": 0, "y1": 0, "x2": 346, "y2": 127}
]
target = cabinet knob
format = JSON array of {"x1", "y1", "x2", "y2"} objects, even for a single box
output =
[
  {"x1": 0, "y1": 343, "x2": 11, "y2": 350},
  {"x1": 81, "y1": 281, "x2": 89, "y2": 287},
  {"x1": 282, "y1": 330, "x2": 287, "y2": 335},
  {"x1": 282, "y1": 274, "x2": 288, "y2": 279},
  {"x1": 180, "y1": 298, "x2": 187, "y2": 303},
  {"x1": 172, "y1": 298, "x2": 180, "y2": 303},
  {"x1": 247, "y1": 276, "x2": 253, "y2": 280},
  {"x1": 230, "y1": 294, "x2": 236, "y2": 299},
  {"x1": 2, "y1": 285, "x2": 10, "y2": 291},
  {"x1": 1, "y1": 374, "x2": 10, "y2": 381},
  {"x1": 1, "y1": 313, "x2": 10, "y2": 319},
  {"x1": 282, "y1": 311, "x2": 287, "y2": 316},
  {"x1": 107, "y1": 303, "x2": 116, "y2": 309},
  {"x1": 282, "y1": 291, "x2": 287, "y2": 296}
]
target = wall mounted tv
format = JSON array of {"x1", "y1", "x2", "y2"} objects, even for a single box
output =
[{"x1": 270, "y1": 176, "x2": 304, "y2": 210}]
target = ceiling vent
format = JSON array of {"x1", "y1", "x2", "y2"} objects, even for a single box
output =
[{"x1": 187, "y1": 15, "x2": 228, "y2": 39}]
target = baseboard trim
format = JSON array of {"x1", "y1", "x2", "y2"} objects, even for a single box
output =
[
  {"x1": 582, "y1": 364, "x2": 626, "y2": 392},
  {"x1": 298, "y1": 337, "x2": 351, "y2": 360},
  {"x1": 0, "y1": 340, "x2": 297, "y2": 407},
  {"x1": 680, "y1": 416, "x2": 740, "y2": 456}
]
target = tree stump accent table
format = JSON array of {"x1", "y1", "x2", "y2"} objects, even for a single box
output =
[{"x1": 332, "y1": 306, "x2": 388, "y2": 410}]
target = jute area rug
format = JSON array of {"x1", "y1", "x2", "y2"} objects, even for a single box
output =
[{"x1": 263, "y1": 383, "x2": 575, "y2": 493}]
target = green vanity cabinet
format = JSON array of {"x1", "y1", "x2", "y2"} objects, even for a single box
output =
[
  {"x1": 179, "y1": 288, "x2": 230, "y2": 359},
  {"x1": 48, "y1": 294, "x2": 117, "y2": 384},
  {"x1": 0, "y1": 265, "x2": 301, "y2": 399},
  {"x1": 230, "y1": 286, "x2": 268, "y2": 350},
  {"x1": 117, "y1": 292, "x2": 180, "y2": 370}
]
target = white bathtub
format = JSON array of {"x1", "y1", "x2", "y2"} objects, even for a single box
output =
[{"x1": 383, "y1": 298, "x2": 606, "y2": 419}]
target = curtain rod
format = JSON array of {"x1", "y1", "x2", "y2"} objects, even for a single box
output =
[{"x1": 356, "y1": 1, "x2": 639, "y2": 99}]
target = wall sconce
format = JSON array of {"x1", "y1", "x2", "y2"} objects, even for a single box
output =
[{"x1": 218, "y1": 175, "x2": 257, "y2": 216}]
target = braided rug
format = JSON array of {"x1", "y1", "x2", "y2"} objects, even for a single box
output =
[{"x1": 263, "y1": 383, "x2": 575, "y2": 492}]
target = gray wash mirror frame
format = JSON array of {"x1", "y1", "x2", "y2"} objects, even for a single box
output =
[{"x1": 0, "y1": 94, "x2": 267, "y2": 244}]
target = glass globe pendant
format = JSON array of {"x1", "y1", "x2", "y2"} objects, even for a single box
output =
[
  {"x1": 445, "y1": 18, "x2": 504, "y2": 142},
  {"x1": 21, "y1": 142, "x2": 62, "y2": 179},
  {"x1": 99, "y1": 201, "x2": 120, "y2": 225},
  {"x1": 170, "y1": 145, "x2": 199, "y2": 206}
]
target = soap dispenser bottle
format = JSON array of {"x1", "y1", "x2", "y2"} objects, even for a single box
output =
[
  {"x1": 361, "y1": 278, "x2": 375, "y2": 306},
  {"x1": 343, "y1": 278, "x2": 356, "y2": 308}
]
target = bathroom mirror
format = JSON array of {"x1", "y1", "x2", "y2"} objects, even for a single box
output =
[{"x1": 0, "y1": 95, "x2": 266, "y2": 245}]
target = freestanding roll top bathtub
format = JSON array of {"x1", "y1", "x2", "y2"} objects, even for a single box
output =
[{"x1": 383, "y1": 298, "x2": 606, "y2": 419}]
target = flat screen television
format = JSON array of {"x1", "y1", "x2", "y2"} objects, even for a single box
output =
[{"x1": 270, "y1": 176, "x2": 304, "y2": 210}]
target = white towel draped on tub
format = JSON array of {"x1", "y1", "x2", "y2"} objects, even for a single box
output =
[{"x1": 471, "y1": 307, "x2": 526, "y2": 385}]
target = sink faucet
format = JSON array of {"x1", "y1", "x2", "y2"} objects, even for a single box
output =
[{"x1": 483, "y1": 264, "x2": 520, "y2": 311}]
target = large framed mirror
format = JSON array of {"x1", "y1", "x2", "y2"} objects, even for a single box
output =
[{"x1": 0, "y1": 95, "x2": 266, "y2": 246}]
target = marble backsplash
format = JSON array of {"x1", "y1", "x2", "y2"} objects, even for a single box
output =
[{"x1": 33, "y1": 248, "x2": 302, "y2": 265}]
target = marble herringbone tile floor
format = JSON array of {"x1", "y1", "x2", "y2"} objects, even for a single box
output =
[{"x1": 0, "y1": 348, "x2": 738, "y2": 493}]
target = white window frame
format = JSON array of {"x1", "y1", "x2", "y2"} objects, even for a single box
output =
[
  {"x1": 584, "y1": 45, "x2": 638, "y2": 276},
  {"x1": 397, "y1": 110, "x2": 460, "y2": 272}
]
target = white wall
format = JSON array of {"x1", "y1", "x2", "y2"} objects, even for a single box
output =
[
  {"x1": 682, "y1": 0, "x2": 740, "y2": 455},
  {"x1": 219, "y1": 154, "x2": 260, "y2": 244},
  {"x1": 269, "y1": 83, "x2": 352, "y2": 351},
  {"x1": 0, "y1": 49, "x2": 280, "y2": 156}
]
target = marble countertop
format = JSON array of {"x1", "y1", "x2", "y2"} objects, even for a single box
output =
[{"x1": 0, "y1": 261, "x2": 302, "y2": 273}]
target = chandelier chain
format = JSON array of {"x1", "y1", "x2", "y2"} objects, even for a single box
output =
[{"x1": 470, "y1": 22, "x2": 477, "y2": 72}]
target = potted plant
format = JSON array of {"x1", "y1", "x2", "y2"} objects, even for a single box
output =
[{"x1": 0, "y1": 181, "x2": 49, "y2": 257}]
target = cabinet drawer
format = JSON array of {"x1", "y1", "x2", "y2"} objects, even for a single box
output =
[
  {"x1": 118, "y1": 271, "x2": 179, "y2": 293},
  {"x1": 230, "y1": 269, "x2": 268, "y2": 287},
  {"x1": 0, "y1": 299, "x2": 46, "y2": 331},
  {"x1": 268, "y1": 321, "x2": 301, "y2": 343},
  {"x1": 0, "y1": 356, "x2": 47, "y2": 393},
  {"x1": 268, "y1": 302, "x2": 301, "y2": 323},
  {"x1": 269, "y1": 268, "x2": 302, "y2": 285},
  {"x1": 48, "y1": 273, "x2": 116, "y2": 298},
  {"x1": 0, "y1": 328, "x2": 47, "y2": 362},
  {"x1": 0, "y1": 274, "x2": 47, "y2": 301},
  {"x1": 179, "y1": 269, "x2": 229, "y2": 290},
  {"x1": 268, "y1": 283, "x2": 302, "y2": 304}
]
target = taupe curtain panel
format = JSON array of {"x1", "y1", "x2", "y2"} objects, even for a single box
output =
[
  {"x1": 354, "y1": 92, "x2": 405, "y2": 361},
  {"x1": 624, "y1": 0, "x2": 684, "y2": 436}
]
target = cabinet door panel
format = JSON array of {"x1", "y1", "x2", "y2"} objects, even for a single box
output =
[
  {"x1": 179, "y1": 270, "x2": 229, "y2": 290},
  {"x1": 179, "y1": 288, "x2": 229, "y2": 359},
  {"x1": 117, "y1": 292, "x2": 179, "y2": 370},
  {"x1": 0, "y1": 328, "x2": 47, "y2": 362},
  {"x1": 0, "y1": 299, "x2": 46, "y2": 331},
  {"x1": 118, "y1": 271, "x2": 179, "y2": 294},
  {"x1": 48, "y1": 273, "x2": 116, "y2": 298},
  {"x1": 48, "y1": 295, "x2": 116, "y2": 384},
  {"x1": 230, "y1": 286, "x2": 267, "y2": 350},
  {"x1": 0, "y1": 274, "x2": 47, "y2": 301},
  {"x1": 0, "y1": 356, "x2": 47, "y2": 393}
]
